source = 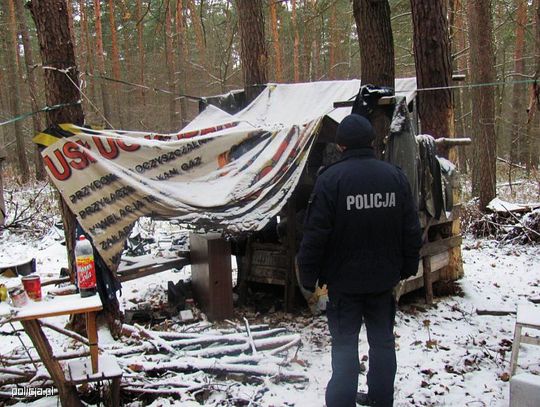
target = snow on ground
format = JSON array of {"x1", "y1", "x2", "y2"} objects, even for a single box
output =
[
  {"x1": 2, "y1": 229, "x2": 539, "y2": 406},
  {"x1": 1, "y1": 191, "x2": 540, "y2": 405}
]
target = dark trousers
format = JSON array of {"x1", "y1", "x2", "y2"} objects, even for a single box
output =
[{"x1": 325, "y1": 289, "x2": 396, "y2": 407}]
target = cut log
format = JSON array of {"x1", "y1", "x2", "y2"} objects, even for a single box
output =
[
  {"x1": 476, "y1": 309, "x2": 517, "y2": 316},
  {"x1": 123, "y1": 356, "x2": 308, "y2": 382}
]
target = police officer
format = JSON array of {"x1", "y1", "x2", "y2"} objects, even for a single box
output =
[{"x1": 297, "y1": 114, "x2": 422, "y2": 407}]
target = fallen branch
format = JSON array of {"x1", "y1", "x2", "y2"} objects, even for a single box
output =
[
  {"x1": 40, "y1": 320, "x2": 89, "y2": 346},
  {"x1": 124, "y1": 356, "x2": 308, "y2": 382},
  {"x1": 244, "y1": 317, "x2": 257, "y2": 356},
  {"x1": 0, "y1": 367, "x2": 36, "y2": 377},
  {"x1": 134, "y1": 324, "x2": 177, "y2": 354},
  {"x1": 184, "y1": 335, "x2": 302, "y2": 358},
  {"x1": 476, "y1": 309, "x2": 516, "y2": 316},
  {"x1": 2, "y1": 349, "x2": 90, "y2": 366}
]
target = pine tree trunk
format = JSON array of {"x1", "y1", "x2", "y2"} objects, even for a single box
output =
[
  {"x1": 94, "y1": 0, "x2": 112, "y2": 126},
  {"x1": 410, "y1": 0, "x2": 455, "y2": 159},
  {"x1": 467, "y1": 0, "x2": 497, "y2": 210},
  {"x1": 118, "y1": 0, "x2": 133, "y2": 127},
  {"x1": 353, "y1": 0, "x2": 394, "y2": 159},
  {"x1": 187, "y1": 0, "x2": 206, "y2": 68},
  {"x1": 329, "y1": 5, "x2": 337, "y2": 80},
  {"x1": 27, "y1": 3, "x2": 87, "y2": 402},
  {"x1": 450, "y1": 0, "x2": 469, "y2": 173},
  {"x1": 510, "y1": 0, "x2": 527, "y2": 169},
  {"x1": 79, "y1": 0, "x2": 97, "y2": 113},
  {"x1": 165, "y1": 0, "x2": 177, "y2": 129},
  {"x1": 109, "y1": 0, "x2": 123, "y2": 127},
  {"x1": 528, "y1": 0, "x2": 540, "y2": 169},
  {"x1": 292, "y1": 0, "x2": 300, "y2": 83},
  {"x1": 235, "y1": 0, "x2": 268, "y2": 103},
  {"x1": 14, "y1": 0, "x2": 45, "y2": 180},
  {"x1": 302, "y1": 0, "x2": 313, "y2": 81},
  {"x1": 176, "y1": 0, "x2": 189, "y2": 127},
  {"x1": 269, "y1": 0, "x2": 283, "y2": 82},
  {"x1": 137, "y1": 0, "x2": 146, "y2": 106},
  {"x1": 3, "y1": 0, "x2": 30, "y2": 183}
]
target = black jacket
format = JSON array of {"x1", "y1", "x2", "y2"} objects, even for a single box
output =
[{"x1": 297, "y1": 147, "x2": 422, "y2": 295}]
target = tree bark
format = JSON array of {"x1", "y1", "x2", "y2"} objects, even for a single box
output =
[
  {"x1": 187, "y1": 0, "x2": 206, "y2": 68},
  {"x1": 353, "y1": 0, "x2": 394, "y2": 159},
  {"x1": 329, "y1": 5, "x2": 337, "y2": 80},
  {"x1": 235, "y1": 0, "x2": 268, "y2": 103},
  {"x1": 137, "y1": 0, "x2": 146, "y2": 106},
  {"x1": 292, "y1": 0, "x2": 300, "y2": 83},
  {"x1": 3, "y1": 0, "x2": 30, "y2": 183},
  {"x1": 14, "y1": 0, "x2": 46, "y2": 181},
  {"x1": 467, "y1": 0, "x2": 497, "y2": 210},
  {"x1": 176, "y1": 0, "x2": 189, "y2": 127},
  {"x1": 269, "y1": 0, "x2": 283, "y2": 82},
  {"x1": 93, "y1": 0, "x2": 112, "y2": 125},
  {"x1": 528, "y1": 0, "x2": 540, "y2": 168},
  {"x1": 109, "y1": 0, "x2": 123, "y2": 127},
  {"x1": 28, "y1": 0, "x2": 85, "y2": 279},
  {"x1": 165, "y1": 0, "x2": 177, "y2": 129},
  {"x1": 510, "y1": 0, "x2": 527, "y2": 168},
  {"x1": 449, "y1": 0, "x2": 469, "y2": 172},
  {"x1": 410, "y1": 0, "x2": 455, "y2": 159},
  {"x1": 79, "y1": 0, "x2": 97, "y2": 110}
]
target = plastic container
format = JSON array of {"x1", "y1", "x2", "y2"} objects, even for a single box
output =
[
  {"x1": 75, "y1": 235, "x2": 97, "y2": 297},
  {"x1": 8, "y1": 285, "x2": 29, "y2": 307},
  {"x1": 21, "y1": 275, "x2": 42, "y2": 301}
]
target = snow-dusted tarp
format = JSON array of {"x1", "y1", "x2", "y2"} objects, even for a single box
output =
[{"x1": 39, "y1": 79, "x2": 417, "y2": 271}]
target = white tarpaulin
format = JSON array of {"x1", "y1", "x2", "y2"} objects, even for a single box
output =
[{"x1": 39, "y1": 79, "x2": 417, "y2": 271}]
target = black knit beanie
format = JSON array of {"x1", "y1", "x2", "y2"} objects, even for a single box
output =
[{"x1": 335, "y1": 114, "x2": 375, "y2": 148}]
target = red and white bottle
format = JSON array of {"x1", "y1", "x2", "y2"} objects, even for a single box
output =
[{"x1": 75, "y1": 235, "x2": 97, "y2": 297}]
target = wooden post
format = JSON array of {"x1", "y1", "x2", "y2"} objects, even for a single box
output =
[
  {"x1": 85, "y1": 311, "x2": 99, "y2": 373},
  {"x1": 0, "y1": 148, "x2": 6, "y2": 226},
  {"x1": 21, "y1": 320, "x2": 83, "y2": 406},
  {"x1": 285, "y1": 199, "x2": 297, "y2": 312},
  {"x1": 422, "y1": 256, "x2": 433, "y2": 305},
  {"x1": 190, "y1": 233, "x2": 233, "y2": 321}
]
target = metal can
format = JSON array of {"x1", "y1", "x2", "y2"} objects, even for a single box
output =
[
  {"x1": 21, "y1": 275, "x2": 42, "y2": 301},
  {"x1": 8, "y1": 286, "x2": 29, "y2": 308}
]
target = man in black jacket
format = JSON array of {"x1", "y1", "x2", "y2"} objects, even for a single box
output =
[{"x1": 297, "y1": 114, "x2": 422, "y2": 407}]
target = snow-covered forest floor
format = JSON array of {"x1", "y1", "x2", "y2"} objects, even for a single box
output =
[{"x1": 0, "y1": 173, "x2": 539, "y2": 406}]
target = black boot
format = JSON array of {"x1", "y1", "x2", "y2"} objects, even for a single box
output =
[{"x1": 356, "y1": 392, "x2": 374, "y2": 406}]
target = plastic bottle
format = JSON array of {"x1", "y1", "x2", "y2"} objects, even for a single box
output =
[{"x1": 75, "y1": 235, "x2": 97, "y2": 297}]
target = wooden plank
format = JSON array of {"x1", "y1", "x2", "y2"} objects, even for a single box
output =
[
  {"x1": 420, "y1": 235, "x2": 462, "y2": 257},
  {"x1": 21, "y1": 320, "x2": 83, "y2": 406},
  {"x1": 430, "y1": 251, "x2": 449, "y2": 271},
  {"x1": 190, "y1": 233, "x2": 233, "y2": 321},
  {"x1": 117, "y1": 258, "x2": 189, "y2": 283},
  {"x1": 6, "y1": 294, "x2": 102, "y2": 322},
  {"x1": 399, "y1": 268, "x2": 441, "y2": 298},
  {"x1": 247, "y1": 275, "x2": 286, "y2": 286}
]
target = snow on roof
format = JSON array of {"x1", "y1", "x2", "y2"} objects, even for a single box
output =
[
  {"x1": 197, "y1": 78, "x2": 417, "y2": 130},
  {"x1": 487, "y1": 197, "x2": 532, "y2": 213}
]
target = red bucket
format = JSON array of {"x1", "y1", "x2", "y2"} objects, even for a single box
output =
[{"x1": 21, "y1": 275, "x2": 42, "y2": 301}]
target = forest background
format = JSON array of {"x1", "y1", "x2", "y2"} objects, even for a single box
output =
[{"x1": 0, "y1": 0, "x2": 538, "y2": 206}]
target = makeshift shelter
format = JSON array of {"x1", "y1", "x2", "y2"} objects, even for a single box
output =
[{"x1": 35, "y1": 78, "x2": 463, "y2": 316}]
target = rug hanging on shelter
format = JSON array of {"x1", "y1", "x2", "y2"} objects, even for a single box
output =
[{"x1": 37, "y1": 119, "x2": 321, "y2": 271}]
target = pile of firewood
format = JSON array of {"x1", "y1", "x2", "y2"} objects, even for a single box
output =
[
  {"x1": 0, "y1": 319, "x2": 306, "y2": 404},
  {"x1": 462, "y1": 200, "x2": 540, "y2": 243}
]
